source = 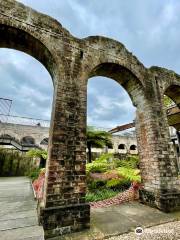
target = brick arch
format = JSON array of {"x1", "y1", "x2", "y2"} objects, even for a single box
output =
[
  {"x1": 88, "y1": 62, "x2": 145, "y2": 107},
  {"x1": 83, "y1": 36, "x2": 146, "y2": 85},
  {"x1": 149, "y1": 66, "x2": 180, "y2": 102},
  {"x1": 0, "y1": 24, "x2": 56, "y2": 79},
  {"x1": 1, "y1": 1, "x2": 180, "y2": 238},
  {"x1": 0, "y1": 0, "x2": 69, "y2": 82},
  {"x1": 164, "y1": 84, "x2": 180, "y2": 107}
]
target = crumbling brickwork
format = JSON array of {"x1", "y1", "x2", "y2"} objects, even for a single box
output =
[{"x1": 0, "y1": 0, "x2": 180, "y2": 238}]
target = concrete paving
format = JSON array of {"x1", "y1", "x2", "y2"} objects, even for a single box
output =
[
  {"x1": 54, "y1": 202, "x2": 179, "y2": 240},
  {"x1": 0, "y1": 177, "x2": 44, "y2": 240},
  {"x1": 1, "y1": 177, "x2": 179, "y2": 240}
]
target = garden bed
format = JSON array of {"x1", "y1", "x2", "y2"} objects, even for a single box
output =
[{"x1": 31, "y1": 153, "x2": 141, "y2": 209}]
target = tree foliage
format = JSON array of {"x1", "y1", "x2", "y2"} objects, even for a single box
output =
[
  {"x1": 26, "y1": 149, "x2": 47, "y2": 160},
  {"x1": 87, "y1": 126, "x2": 112, "y2": 163}
]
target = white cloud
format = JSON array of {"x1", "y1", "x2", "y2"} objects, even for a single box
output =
[{"x1": 1, "y1": 0, "x2": 180, "y2": 127}]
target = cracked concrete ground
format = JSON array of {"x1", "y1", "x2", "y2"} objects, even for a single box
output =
[
  {"x1": 54, "y1": 201, "x2": 180, "y2": 240},
  {"x1": 0, "y1": 177, "x2": 44, "y2": 240}
]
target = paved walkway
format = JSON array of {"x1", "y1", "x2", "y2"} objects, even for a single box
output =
[
  {"x1": 1, "y1": 177, "x2": 179, "y2": 240},
  {"x1": 56, "y1": 202, "x2": 179, "y2": 240},
  {"x1": 0, "y1": 177, "x2": 44, "y2": 240}
]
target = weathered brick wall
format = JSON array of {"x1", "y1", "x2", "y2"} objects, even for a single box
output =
[
  {"x1": 0, "y1": 122, "x2": 49, "y2": 146},
  {"x1": 0, "y1": 122, "x2": 138, "y2": 153},
  {"x1": 0, "y1": 0, "x2": 180, "y2": 238}
]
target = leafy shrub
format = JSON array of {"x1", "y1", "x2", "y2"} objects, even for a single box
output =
[
  {"x1": 27, "y1": 168, "x2": 41, "y2": 182},
  {"x1": 26, "y1": 149, "x2": 47, "y2": 160},
  {"x1": 0, "y1": 148, "x2": 34, "y2": 176},
  {"x1": 87, "y1": 179, "x2": 107, "y2": 190}
]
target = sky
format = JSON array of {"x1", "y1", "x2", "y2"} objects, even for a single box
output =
[{"x1": 0, "y1": 0, "x2": 180, "y2": 128}]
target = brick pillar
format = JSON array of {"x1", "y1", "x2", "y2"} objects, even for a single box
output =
[
  {"x1": 136, "y1": 92, "x2": 180, "y2": 212},
  {"x1": 177, "y1": 131, "x2": 180, "y2": 157},
  {"x1": 39, "y1": 73, "x2": 90, "y2": 239}
]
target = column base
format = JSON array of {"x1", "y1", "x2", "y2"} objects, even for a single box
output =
[
  {"x1": 139, "y1": 189, "x2": 180, "y2": 212},
  {"x1": 39, "y1": 203, "x2": 90, "y2": 239}
]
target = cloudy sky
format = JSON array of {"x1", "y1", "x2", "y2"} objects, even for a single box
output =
[{"x1": 0, "y1": 0, "x2": 180, "y2": 128}]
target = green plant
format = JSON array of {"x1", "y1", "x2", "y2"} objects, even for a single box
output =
[
  {"x1": 116, "y1": 156, "x2": 139, "y2": 169},
  {"x1": 86, "y1": 162, "x2": 108, "y2": 173},
  {"x1": 86, "y1": 152, "x2": 141, "y2": 200},
  {"x1": 117, "y1": 167, "x2": 141, "y2": 183},
  {"x1": 164, "y1": 95, "x2": 174, "y2": 107},
  {"x1": 87, "y1": 179, "x2": 107, "y2": 190},
  {"x1": 0, "y1": 148, "x2": 33, "y2": 177},
  {"x1": 106, "y1": 178, "x2": 131, "y2": 189},
  {"x1": 86, "y1": 153, "x2": 118, "y2": 173},
  {"x1": 27, "y1": 168, "x2": 41, "y2": 181},
  {"x1": 87, "y1": 127, "x2": 112, "y2": 163},
  {"x1": 26, "y1": 149, "x2": 47, "y2": 159},
  {"x1": 94, "y1": 153, "x2": 115, "y2": 163},
  {"x1": 85, "y1": 189, "x2": 120, "y2": 202}
]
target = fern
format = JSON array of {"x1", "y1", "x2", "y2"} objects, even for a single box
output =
[
  {"x1": 86, "y1": 162, "x2": 108, "y2": 173},
  {"x1": 117, "y1": 167, "x2": 141, "y2": 183},
  {"x1": 86, "y1": 153, "x2": 116, "y2": 173},
  {"x1": 106, "y1": 178, "x2": 122, "y2": 188},
  {"x1": 86, "y1": 189, "x2": 120, "y2": 202},
  {"x1": 116, "y1": 156, "x2": 139, "y2": 169}
]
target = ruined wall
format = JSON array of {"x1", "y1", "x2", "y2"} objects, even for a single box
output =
[
  {"x1": 0, "y1": 122, "x2": 49, "y2": 146},
  {"x1": 0, "y1": 122, "x2": 138, "y2": 154},
  {"x1": 0, "y1": 0, "x2": 180, "y2": 238}
]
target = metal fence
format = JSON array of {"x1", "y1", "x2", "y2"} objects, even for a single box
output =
[{"x1": 0, "y1": 114, "x2": 50, "y2": 128}]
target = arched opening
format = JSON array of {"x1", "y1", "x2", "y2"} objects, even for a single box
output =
[
  {"x1": 21, "y1": 136, "x2": 35, "y2": 145},
  {"x1": 86, "y1": 62, "x2": 142, "y2": 210},
  {"x1": 165, "y1": 85, "x2": 180, "y2": 108},
  {"x1": 0, "y1": 134, "x2": 12, "y2": 139},
  {"x1": 118, "y1": 144, "x2": 125, "y2": 150},
  {"x1": 107, "y1": 142, "x2": 113, "y2": 149},
  {"x1": 130, "y1": 145, "x2": 137, "y2": 150},
  {"x1": 0, "y1": 49, "x2": 53, "y2": 178},
  {"x1": 164, "y1": 84, "x2": 180, "y2": 171},
  {"x1": 0, "y1": 26, "x2": 54, "y2": 181},
  {"x1": 117, "y1": 143, "x2": 127, "y2": 155},
  {"x1": 0, "y1": 25, "x2": 56, "y2": 78}
]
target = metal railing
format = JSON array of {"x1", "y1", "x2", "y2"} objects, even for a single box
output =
[
  {"x1": 0, "y1": 114, "x2": 50, "y2": 128},
  {"x1": 0, "y1": 114, "x2": 137, "y2": 136}
]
